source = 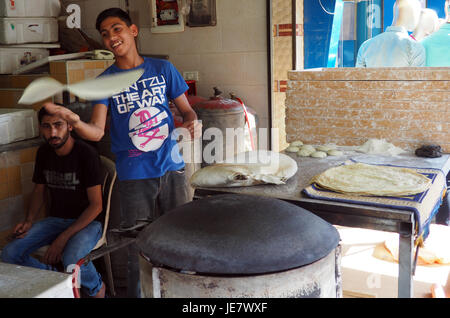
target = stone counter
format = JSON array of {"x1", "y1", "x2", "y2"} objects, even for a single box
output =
[
  {"x1": 0, "y1": 262, "x2": 73, "y2": 298},
  {"x1": 285, "y1": 67, "x2": 450, "y2": 153}
]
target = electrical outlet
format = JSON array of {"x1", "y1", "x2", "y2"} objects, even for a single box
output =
[{"x1": 183, "y1": 71, "x2": 199, "y2": 81}]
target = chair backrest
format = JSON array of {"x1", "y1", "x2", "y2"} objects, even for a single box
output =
[{"x1": 97, "y1": 155, "x2": 117, "y2": 247}]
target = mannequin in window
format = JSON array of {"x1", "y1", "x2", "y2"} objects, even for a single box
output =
[
  {"x1": 411, "y1": 8, "x2": 440, "y2": 41},
  {"x1": 421, "y1": 0, "x2": 450, "y2": 66},
  {"x1": 356, "y1": 0, "x2": 425, "y2": 67},
  {"x1": 426, "y1": 0, "x2": 450, "y2": 228}
]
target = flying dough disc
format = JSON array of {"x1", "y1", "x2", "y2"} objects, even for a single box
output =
[{"x1": 18, "y1": 68, "x2": 145, "y2": 105}]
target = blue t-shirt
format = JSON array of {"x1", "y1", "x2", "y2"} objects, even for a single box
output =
[
  {"x1": 92, "y1": 57, "x2": 188, "y2": 180},
  {"x1": 421, "y1": 23, "x2": 450, "y2": 67}
]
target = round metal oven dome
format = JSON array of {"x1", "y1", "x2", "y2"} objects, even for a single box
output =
[
  {"x1": 137, "y1": 194, "x2": 340, "y2": 275},
  {"x1": 137, "y1": 194, "x2": 341, "y2": 298}
]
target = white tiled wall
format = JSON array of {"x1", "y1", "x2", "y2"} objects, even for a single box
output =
[{"x1": 62, "y1": 0, "x2": 269, "y2": 131}]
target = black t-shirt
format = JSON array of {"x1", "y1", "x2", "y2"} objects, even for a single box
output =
[{"x1": 33, "y1": 139, "x2": 103, "y2": 221}]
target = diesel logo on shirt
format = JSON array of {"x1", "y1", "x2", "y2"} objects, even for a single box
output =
[{"x1": 43, "y1": 170, "x2": 80, "y2": 190}]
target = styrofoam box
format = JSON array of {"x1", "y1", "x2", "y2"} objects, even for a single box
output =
[
  {"x1": 0, "y1": 17, "x2": 58, "y2": 44},
  {"x1": 0, "y1": 108, "x2": 39, "y2": 145},
  {"x1": 0, "y1": 0, "x2": 61, "y2": 17},
  {"x1": 0, "y1": 46, "x2": 49, "y2": 74}
]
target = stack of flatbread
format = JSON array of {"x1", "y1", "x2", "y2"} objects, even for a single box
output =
[{"x1": 310, "y1": 163, "x2": 432, "y2": 196}]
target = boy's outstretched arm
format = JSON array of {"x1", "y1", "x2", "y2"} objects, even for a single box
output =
[
  {"x1": 44, "y1": 102, "x2": 108, "y2": 141},
  {"x1": 172, "y1": 94, "x2": 202, "y2": 139}
]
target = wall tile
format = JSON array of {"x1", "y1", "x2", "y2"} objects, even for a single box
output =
[
  {"x1": 222, "y1": 16, "x2": 267, "y2": 52},
  {"x1": 0, "y1": 183, "x2": 8, "y2": 201},
  {"x1": 199, "y1": 53, "x2": 247, "y2": 86},
  {"x1": 0, "y1": 153, "x2": 6, "y2": 169},
  {"x1": 20, "y1": 163, "x2": 34, "y2": 182},
  {"x1": 19, "y1": 147, "x2": 38, "y2": 164},
  {"x1": 6, "y1": 151, "x2": 21, "y2": 168},
  {"x1": 128, "y1": 0, "x2": 152, "y2": 28},
  {"x1": 244, "y1": 52, "x2": 269, "y2": 86},
  {"x1": 0, "y1": 168, "x2": 6, "y2": 183},
  {"x1": 0, "y1": 196, "x2": 25, "y2": 233}
]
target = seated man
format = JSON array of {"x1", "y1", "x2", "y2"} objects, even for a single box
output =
[{"x1": 1, "y1": 106, "x2": 105, "y2": 298}]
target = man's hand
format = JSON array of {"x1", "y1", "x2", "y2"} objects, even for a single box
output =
[
  {"x1": 43, "y1": 102, "x2": 80, "y2": 127},
  {"x1": 182, "y1": 120, "x2": 202, "y2": 140},
  {"x1": 43, "y1": 234, "x2": 68, "y2": 265},
  {"x1": 13, "y1": 221, "x2": 33, "y2": 239}
]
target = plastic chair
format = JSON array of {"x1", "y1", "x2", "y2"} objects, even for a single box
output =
[
  {"x1": 34, "y1": 155, "x2": 117, "y2": 297},
  {"x1": 92, "y1": 155, "x2": 117, "y2": 296}
]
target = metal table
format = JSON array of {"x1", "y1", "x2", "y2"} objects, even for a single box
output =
[{"x1": 194, "y1": 151, "x2": 450, "y2": 298}]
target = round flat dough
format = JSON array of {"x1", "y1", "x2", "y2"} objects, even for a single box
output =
[
  {"x1": 311, "y1": 163, "x2": 432, "y2": 196},
  {"x1": 18, "y1": 69, "x2": 145, "y2": 105},
  {"x1": 327, "y1": 149, "x2": 343, "y2": 156},
  {"x1": 285, "y1": 146, "x2": 300, "y2": 153},
  {"x1": 290, "y1": 140, "x2": 303, "y2": 147},
  {"x1": 297, "y1": 148, "x2": 315, "y2": 157},
  {"x1": 316, "y1": 145, "x2": 335, "y2": 152},
  {"x1": 300, "y1": 145, "x2": 315, "y2": 152},
  {"x1": 310, "y1": 151, "x2": 327, "y2": 158}
]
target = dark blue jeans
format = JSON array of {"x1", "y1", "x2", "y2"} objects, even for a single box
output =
[
  {"x1": 1, "y1": 217, "x2": 103, "y2": 296},
  {"x1": 118, "y1": 168, "x2": 190, "y2": 298}
]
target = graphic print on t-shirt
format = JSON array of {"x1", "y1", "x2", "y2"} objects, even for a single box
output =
[
  {"x1": 128, "y1": 106, "x2": 169, "y2": 152},
  {"x1": 111, "y1": 74, "x2": 172, "y2": 153},
  {"x1": 43, "y1": 170, "x2": 80, "y2": 190}
]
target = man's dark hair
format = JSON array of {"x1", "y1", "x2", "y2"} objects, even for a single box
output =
[
  {"x1": 96, "y1": 8, "x2": 133, "y2": 31},
  {"x1": 38, "y1": 103, "x2": 64, "y2": 124}
]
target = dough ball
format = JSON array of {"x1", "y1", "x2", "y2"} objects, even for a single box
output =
[
  {"x1": 285, "y1": 146, "x2": 300, "y2": 153},
  {"x1": 316, "y1": 144, "x2": 336, "y2": 152},
  {"x1": 310, "y1": 151, "x2": 327, "y2": 158},
  {"x1": 327, "y1": 149, "x2": 344, "y2": 156},
  {"x1": 300, "y1": 145, "x2": 316, "y2": 152},
  {"x1": 290, "y1": 140, "x2": 303, "y2": 147},
  {"x1": 297, "y1": 148, "x2": 315, "y2": 157}
]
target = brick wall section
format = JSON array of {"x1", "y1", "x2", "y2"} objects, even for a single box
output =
[{"x1": 285, "y1": 67, "x2": 450, "y2": 152}]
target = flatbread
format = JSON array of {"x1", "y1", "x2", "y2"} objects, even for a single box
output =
[
  {"x1": 190, "y1": 150, "x2": 298, "y2": 188},
  {"x1": 310, "y1": 163, "x2": 432, "y2": 196},
  {"x1": 18, "y1": 68, "x2": 144, "y2": 105}
]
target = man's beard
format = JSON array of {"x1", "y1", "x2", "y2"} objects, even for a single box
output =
[{"x1": 45, "y1": 130, "x2": 70, "y2": 149}]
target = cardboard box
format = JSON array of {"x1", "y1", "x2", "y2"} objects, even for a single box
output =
[
  {"x1": 49, "y1": 59, "x2": 115, "y2": 103},
  {"x1": 0, "y1": 74, "x2": 46, "y2": 88},
  {"x1": 0, "y1": 88, "x2": 49, "y2": 110}
]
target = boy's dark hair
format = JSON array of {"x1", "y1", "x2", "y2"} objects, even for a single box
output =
[
  {"x1": 96, "y1": 8, "x2": 133, "y2": 31},
  {"x1": 38, "y1": 103, "x2": 64, "y2": 124}
]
